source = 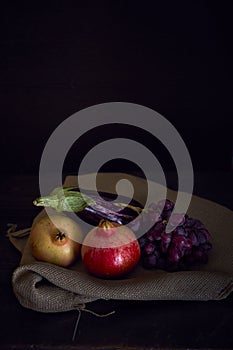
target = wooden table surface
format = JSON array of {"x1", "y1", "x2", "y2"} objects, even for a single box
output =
[{"x1": 0, "y1": 171, "x2": 232, "y2": 350}]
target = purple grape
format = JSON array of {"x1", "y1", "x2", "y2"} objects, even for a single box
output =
[
  {"x1": 152, "y1": 221, "x2": 166, "y2": 240},
  {"x1": 162, "y1": 209, "x2": 172, "y2": 221},
  {"x1": 168, "y1": 245, "x2": 183, "y2": 262},
  {"x1": 168, "y1": 213, "x2": 186, "y2": 227},
  {"x1": 183, "y1": 239, "x2": 192, "y2": 255},
  {"x1": 188, "y1": 231, "x2": 199, "y2": 246},
  {"x1": 157, "y1": 199, "x2": 174, "y2": 211},
  {"x1": 156, "y1": 257, "x2": 166, "y2": 269},
  {"x1": 192, "y1": 247, "x2": 208, "y2": 264},
  {"x1": 173, "y1": 226, "x2": 187, "y2": 237},
  {"x1": 138, "y1": 198, "x2": 212, "y2": 272},
  {"x1": 160, "y1": 233, "x2": 172, "y2": 253},
  {"x1": 173, "y1": 234, "x2": 192, "y2": 249},
  {"x1": 144, "y1": 242, "x2": 155, "y2": 255},
  {"x1": 184, "y1": 216, "x2": 196, "y2": 228},
  {"x1": 193, "y1": 219, "x2": 205, "y2": 230},
  {"x1": 138, "y1": 236, "x2": 147, "y2": 249},
  {"x1": 146, "y1": 229, "x2": 155, "y2": 242},
  {"x1": 142, "y1": 254, "x2": 158, "y2": 268},
  {"x1": 195, "y1": 229, "x2": 209, "y2": 244},
  {"x1": 148, "y1": 211, "x2": 162, "y2": 224},
  {"x1": 201, "y1": 228, "x2": 210, "y2": 241},
  {"x1": 142, "y1": 211, "x2": 162, "y2": 231}
]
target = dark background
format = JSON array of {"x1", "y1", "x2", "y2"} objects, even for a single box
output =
[
  {"x1": 1, "y1": 1, "x2": 232, "y2": 177},
  {"x1": 0, "y1": 4, "x2": 233, "y2": 349}
]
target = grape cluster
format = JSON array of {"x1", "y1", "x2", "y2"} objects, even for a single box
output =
[{"x1": 137, "y1": 199, "x2": 212, "y2": 271}]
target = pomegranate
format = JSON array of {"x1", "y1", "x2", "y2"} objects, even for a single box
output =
[{"x1": 81, "y1": 220, "x2": 141, "y2": 278}]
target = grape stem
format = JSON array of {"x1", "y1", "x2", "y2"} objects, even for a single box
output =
[{"x1": 114, "y1": 203, "x2": 143, "y2": 214}]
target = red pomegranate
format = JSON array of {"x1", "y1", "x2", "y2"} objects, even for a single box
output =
[{"x1": 81, "y1": 220, "x2": 140, "y2": 278}]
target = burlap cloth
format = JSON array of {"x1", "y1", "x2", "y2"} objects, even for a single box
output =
[{"x1": 9, "y1": 174, "x2": 233, "y2": 313}]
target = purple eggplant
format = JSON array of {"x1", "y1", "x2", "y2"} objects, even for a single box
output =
[{"x1": 33, "y1": 186, "x2": 143, "y2": 226}]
